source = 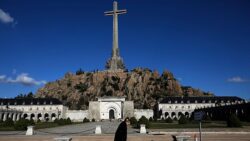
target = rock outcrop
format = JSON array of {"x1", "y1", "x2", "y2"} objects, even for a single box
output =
[{"x1": 36, "y1": 68, "x2": 213, "y2": 110}]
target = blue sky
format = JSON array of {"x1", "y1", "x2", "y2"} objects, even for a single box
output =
[{"x1": 0, "y1": 0, "x2": 249, "y2": 99}]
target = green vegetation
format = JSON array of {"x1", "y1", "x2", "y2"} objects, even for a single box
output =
[
  {"x1": 227, "y1": 114, "x2": 242, "y2": 127},
  {"x1": 0, "y1": 118, "x2": 73, "y2": 131},
  {"x1": 74, "y1": 82, "x2": 88, "y2": 93},
  {"x1": 83, "y1": 117, "x2": 90, "y2": 123},
  {"x1": 0, "y1": 118, "x2": 34, "y2": 131},
  {"x1": 165, "y1": 117, "x2": 173, "y2": 123},
  {"x1": 54, "y1": 118, "x2": 72, "y2": 125},
  {"x1": 15, "y1": 92, "x2": 34, "y2": 99},
  {"x1": 2, "y1": 118, "x2": 14, "y2": 127},
  {"x1": 129, "y1": 117, "x2": 138, "y2": 128},
  {"x1": 138, "y1": 116, "x2": 150, "y2": 128},
  {"x1": 76, "y1": 68, "x2": 85, "y2": 75},
  {"x1": 14, "y1": 118, "x2": 35, "y2": 130},
  {"x1": 178, "y1": 115, "x2": 188, "y2": 124},
  {"x1": 149, "y1": 120, "x2": 228, "y2": 129}
]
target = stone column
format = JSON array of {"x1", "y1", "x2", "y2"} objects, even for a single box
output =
[
  {"x1": 12, "y1": 113, "x2": 16, "y2": 121},
  {"x1": 35, "y1": 113, "x2": 38, "y2": 121},
  {"x1": 49, "y1": 113, "x2": 52, "y2": 121},
  {"x1": 21, "y1": 113, "x2": 25, "y2": 118},
  {"x1": 3, "y1": 113, "x2": 7, "y2": 121},
  {"x1": 8, "y1": 113, "x2": 12, "y2": 119},
  {"x1": 42, "y1": 113, "x2": 45, "y2": 121},
  {"x1": 16, "y1": 113, "x2": 20, "y2": 121},
  {"x1": 27, "y1": 113, "x2": 31, "y2": 120}
]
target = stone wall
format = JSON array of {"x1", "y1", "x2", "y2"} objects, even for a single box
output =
[
  {"x1": 66, "y1": 110, "x2": 88, "y2": 122},
  {"x1": 134, "y1": 109, "x2": 153, "y2": 120},
  {"x1": 123, "y1": 101, "x2": 134, "y2": 118},
  {"x1": 88, "y1": 101, "x2": 100, "y2": 121}
]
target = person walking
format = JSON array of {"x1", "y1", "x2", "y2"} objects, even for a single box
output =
[{"x1": 114, "y1": 117, "x2": 130, "y2": 141}]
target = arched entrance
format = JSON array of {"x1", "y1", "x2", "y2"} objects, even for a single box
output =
[{"x1": 109, "y1": 109, "x2": 115, "y2": 119}]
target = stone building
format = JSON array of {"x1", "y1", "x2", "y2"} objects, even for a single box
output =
[
  {"x1": 0, "y1": 96, "x2": 245, "y2": 122},
  {"x1": 0, "y1": 97, "x2": 153, "y2": 122},
  {"x1": 158, "y1": 96, "x2": 244, "y2": 119},
  {"x1": 0, "y1": 98, "x2": 67, "y2": 122}
]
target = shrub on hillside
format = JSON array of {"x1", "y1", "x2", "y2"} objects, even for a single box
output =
[
  {"x1": 178, "y1": 115, "x2": 188, "y2": 124},
  {"x1": 227, "y1": 114, "x2": 242, "y2": 127},
  {"x1": 92, "y1": 118, "x2": 95, "y2": 122},
  {"x1": 138, "y1": 116, "x2": 150, "y2": 128}
]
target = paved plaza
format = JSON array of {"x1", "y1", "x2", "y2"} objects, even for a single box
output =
[
  {"x1": 0, "y1": 134, "x2": 250, "y2": 141},
  {"x1": 0, "y1": 121, "x2": 250, "y2": 141}
]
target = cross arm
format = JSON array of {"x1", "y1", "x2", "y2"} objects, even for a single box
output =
[{"x1": 104, "y1": 9, "x2": 127, "y2": 16}]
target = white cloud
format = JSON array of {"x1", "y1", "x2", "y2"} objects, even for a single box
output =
[
  {"x1": 0, "y1": 73, "x2": 46, "y2": 86},
  {"x1": 227, "y1": 76, "x2": 248, "y2": 83},
  {"x1": 0, "y1": 75, "x2": 6, "y2": 81},
  {"x1": 0, "y1": 8, "x2": 14, "y2": 24}
]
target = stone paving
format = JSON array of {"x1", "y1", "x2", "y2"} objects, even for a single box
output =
[
  {"x1": 1, "y1": 134, "x2": 250, "y2": 141},
  {"x1": 1, "y1": 121, "x2": 250, "y2": 141},
  {"x1": 35, "y1": 120, "x2": 137, "y2": 135},
  {"x1": 0, "y1": 120, "x2": 138, "y2": 136}
]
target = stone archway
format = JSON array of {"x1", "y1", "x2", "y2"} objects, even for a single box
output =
[{"x1": 109, "y1": 109, "x2": 115, "y2": 119}]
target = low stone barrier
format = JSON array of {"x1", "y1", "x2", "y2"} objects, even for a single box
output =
[
  {"x1": 140, "y1": 124, "x2": 146, "y2": 134},
  {"x1": 26, "y1": 126, "x2": 34, "y2": 135},
  {"x1": 95, "y1": 125, "x2": 102, "y2": 134},
  {"x1": 54, "y1": 136, "x2": 72, "y2": 141}
]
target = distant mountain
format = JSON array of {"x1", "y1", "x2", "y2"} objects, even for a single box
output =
[{"x1": 36, "y1": 68, "x2": 213, "y2": 110}]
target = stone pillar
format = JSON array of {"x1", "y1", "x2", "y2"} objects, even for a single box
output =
[
  {"x1": 35, "y1": 114, "x2": 38, "y2": 121},
  {"x1": 95, "y1": 125, "x2": 102, "y2": 134},
  {"x1": 16, "y1": 113, "x2": 20, "y2": 121},
  {"x1": 8, "y1": 113, "x2": 12, "y2": 119},
  {"x1": 27, "y1": 113, "x2": 30, "y2": 120},
  {"x1": 140, "y1": 124, "x2": 146, "y2": 134},
  {"x1": 49, "y1": 113, "x2": 52, "y2": 122},
  {"x1": 3, "y1": 113, "x2": 7, "y2": 121},
  {"x1": 26, "y1": 126, "x2": 34, "y2": 135},
  {"x1": 12, "y1": 113, "x2": 16, "y2": 121},
  {"x1": 42, "y1": 113, "x2": 45, "y2": 121},
  {"x1": 21, "y1": 113, "x2": 25, "y2": 118}
]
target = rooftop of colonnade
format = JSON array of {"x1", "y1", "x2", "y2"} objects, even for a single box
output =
[
  {"x1": 159, "y1": 96, "x2": 244, "y2": 104},
  {"x1": 0, "y1": 98, "x2": 62, "y2": 105}
]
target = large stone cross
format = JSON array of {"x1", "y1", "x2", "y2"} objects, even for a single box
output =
[{"x1": 105, "y1": 1, "x2": 127, "y2": 58}]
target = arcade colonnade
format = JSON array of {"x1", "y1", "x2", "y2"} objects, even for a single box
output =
[
  {"x1": 0, "y1": 106, "x2": 66, "y2": 122},
  {"x1": 158, "y1": 96, "x2": 245, "y2": 119},
  {"x1": 0, "y1": 98, "x2": 67, "y2": 122}
]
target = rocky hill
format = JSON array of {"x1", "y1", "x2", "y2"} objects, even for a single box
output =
[{"x1": 36, "y1": 68, "x2": 213, "y2": 110}]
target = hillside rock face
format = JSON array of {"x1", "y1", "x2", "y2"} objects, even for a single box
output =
[{"x1": 36, "y1": 68, "x2": 213, "y2": 110}]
